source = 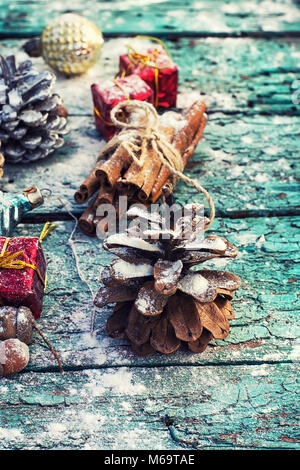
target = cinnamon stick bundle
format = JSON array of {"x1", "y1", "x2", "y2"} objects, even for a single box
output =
[{"x1": 75, "y1": 100, "x2": 207, "y2": 236}]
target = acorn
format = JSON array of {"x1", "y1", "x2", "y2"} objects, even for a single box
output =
[
  {"x1": 0, "y1": 306, "x2": 63, "y2": 373},
  {"x1": 0, "y1": 338, "x2": 30, "y2": 376},
  {"x1": 23, "y1": 14, "x2": 104, "y2": 76},
  {"x1": 0, "y1": 306, "x2": 34, "y2": 344}
]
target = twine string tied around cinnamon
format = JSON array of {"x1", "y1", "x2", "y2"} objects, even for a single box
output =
[{"x1": 98, "y1": 100, "x2": 215, "y2": 229}]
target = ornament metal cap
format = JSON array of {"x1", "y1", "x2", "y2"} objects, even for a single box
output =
[{"x1": 23, "y1": 186, "x2": 44, "y2": 209}]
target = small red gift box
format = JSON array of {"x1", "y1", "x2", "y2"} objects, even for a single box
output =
[
  {"x1": 91, "y1": 75, "x2": 154, "y2": 141},
  {"x1": 0, "y1": 237, "x2": 46, "y2": 319},
  {"x1": 119, "y1": 47, "x2": 178, "y2": 108}
]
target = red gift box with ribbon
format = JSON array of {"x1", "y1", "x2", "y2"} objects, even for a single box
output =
[
  {"x1": 0, "y1": 237, "x2": 46, "y2": 319},
  {"x1": 91, "y1": 75, "x2": 154, "y2": 141},
  {"x1": 119, "y1": 45, "x2": 178, "y2": 109}
]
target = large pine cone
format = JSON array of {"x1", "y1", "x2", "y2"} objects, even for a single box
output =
[
  {"x1": 94, "y1": 204, "x2": 241, "y2": 356},
  {"x1": 0, "y1": 55, "x2": 68, "y2": 163}
]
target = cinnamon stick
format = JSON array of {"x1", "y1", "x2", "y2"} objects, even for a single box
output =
[
  {"x1": 80, "y1": 185, "x2": 118, "y2": 236},
  {"x1": 95, "y1": 109, "x2": 149, "y2": 190},
  {"x1": 159, "y1": 112, "x2": 208, "y2": 200},
  {"x1": 75, "y1": 101, "x2": 207, "y2": 236},
  {"x1": 137, "y1": 146, "x2": 162, "y2": 202},
  {"x1": 94, "y1": 196, "x2": 121, "y2": 237},
  {"x1": 78, "y1": 199, "x2": 97, "y2": 235},
  {"x1": 95, "y1": 146, "x2": 132, "y2": 189},
  {"x1": 115, "y1": 180, "x2": 137, "y2": 199},
  {"x1": 0, "y1": 151, "x2": 4, "y2": 179},
  {"x1": 93, "y1": 185, "x2": 116, "y2": 207},
  {"x1": 116, "y1": 156, "x2": 144, "y2": 198},
  {"x1": 74, "y1": 160, "x2": 105, "y2": 204},
  {"x1": 151, "y1": 101, "x2": 207, "y2": 203}
]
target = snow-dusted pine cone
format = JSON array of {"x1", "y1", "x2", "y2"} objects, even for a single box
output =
[
  {"x1": 0, "y1": 55, "x2": 68, "y2": 163},
  {"x1": 94, "y1": 204, "x2": 241, "y2": 356}
]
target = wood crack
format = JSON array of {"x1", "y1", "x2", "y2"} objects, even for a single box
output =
[
  {"x1": 22, "y1": 209, "x2": 300, "y2": 225},
  {"x1": 22, "y1": 358, "x2": 296, "y2": 375}
]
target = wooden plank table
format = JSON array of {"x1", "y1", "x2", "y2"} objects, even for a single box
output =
[{"x1": 0, "y1": 0, "x2": 299, "y2": 450}]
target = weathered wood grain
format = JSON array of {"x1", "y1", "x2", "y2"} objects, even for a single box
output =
[
  {"x1": 0, "y1": 363, "x2": 298, "y2": 449},
  {"x1": 5, "y1": 216, "x2": 297, "y2": 372},
  {"x1": 0, "y1": 0, "x2": 299, "y2": 37},
  {"x1": 1, "y1": 37, "x2": 299, "y2": 116}
]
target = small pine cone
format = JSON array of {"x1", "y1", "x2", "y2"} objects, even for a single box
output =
[
  {"x1": 0, "y1": 55, "x2": 68, "y2": 163},
  {"x1": 95, "y1": 204, "x2": 241, "y2": 356}
]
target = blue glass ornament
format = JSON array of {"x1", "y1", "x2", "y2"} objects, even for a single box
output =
[{"x1": 0, "y1": 187, "x2": 44, "y2": 236}]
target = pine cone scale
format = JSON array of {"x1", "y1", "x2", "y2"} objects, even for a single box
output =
[
  {"x1": 125, "y1": 305, "x2": 152, "y2": 346},
  {"x1": 177, "y1": 272, "x2": 217, "y2": 303},
  {"x1": 94, "y1": 285, "x2": 140, "y2": 308},
  {"x1": 135, "y1": 281, "x2": 169, "y2": 316},
  {"x1": 167, "y1": 294, "x2": 203, "y2": 342},
  {"x1": 110, "y1": 258, "x2": 153, "y2": 283},
  {"x1": 106, "y1": 302, "x2": 133, "y2": 339},
  {"x1": 153, "y1": 259, "x2": 183, "y2": 295},
  {"x1": 195, "y1": 302, "x2": 230, "y2": 340},
  {"x1": 150, "y1": 317, "x2": 181, "y2": 355},
  {"x1": 188, "y1": 328, "x2": 212, "y2": 353},
  {"x1": 194, "y1": 269, "x2": 241, "y2": 291},
  {"x1": 214, "y1": 296, "x2": 235, "y2": 320}
]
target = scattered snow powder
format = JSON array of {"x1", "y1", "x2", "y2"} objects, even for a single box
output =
[
  {"x1": 0, "y1": 427, "x2": 23, "y2": 442},
  {"x1": 106, "y1": 233, "x2": 163, "y2": 254},
  {"x1": 84, "y1": 369, "x2": 146, "y2": 396},
  {"x1": 112, "y1": 259, "x2": 153, "y2": 279},
  {"x1": 47, "y1": 423, "x2": 67, "y2": 438},
  {"x1": 254, "y1": 174, "x2": 269, "y2": 183},
  {"x1": 235, "y1": 233, "x2": 259, "y2": 246},
  {"x1": 179, "y1": 273, "x2": 209, "y2": 295},
  {"x1": 241, "y1": 136, "x2": 253, "y2": 144},
  {"x1": 251, "y1": 365, "x2": 269, "y2": 377}
]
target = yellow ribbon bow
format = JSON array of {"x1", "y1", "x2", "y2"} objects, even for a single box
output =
[{"x1": 0, "y1": 222, "x2": 56, "y2": 289}]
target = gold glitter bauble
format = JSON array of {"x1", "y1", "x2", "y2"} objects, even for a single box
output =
[{"x1": 41, "y1": 14, "x2": 104, "y2": 75}]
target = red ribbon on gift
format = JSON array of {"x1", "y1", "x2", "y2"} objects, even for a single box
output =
[
  {"x1": 93, "y1": 79, "x2": 130, "y2": 126},
  {"x1": 123, "y1": 36, "x2": 174, "y2": 108}
]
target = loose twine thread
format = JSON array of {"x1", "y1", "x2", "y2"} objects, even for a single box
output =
[
  {"x1": 98, "y1": 100, "x2": 215, "y2": 230},
  {"x1": 44, "y1": 194, "x2": 97, "y2": 334}
]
